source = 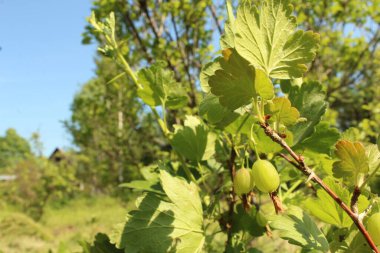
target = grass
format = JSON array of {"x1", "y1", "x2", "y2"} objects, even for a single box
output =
[{"x1": 0, "y1": 196, "x2": 127, "y2": 253}]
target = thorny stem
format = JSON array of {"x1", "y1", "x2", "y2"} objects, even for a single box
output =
[{"x1": 260, "y1": 122, "x2": 379, "y2": 253}]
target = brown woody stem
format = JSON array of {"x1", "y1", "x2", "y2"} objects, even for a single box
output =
[{"x1": 260, "y1": 122, "x2": 379, "y2": 253}]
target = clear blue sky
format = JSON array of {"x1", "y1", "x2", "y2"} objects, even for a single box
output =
[{"x1": 0, "y1": 0, "x2": 97, "y2": 155}]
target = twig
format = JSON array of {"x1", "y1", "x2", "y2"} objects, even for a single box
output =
[
  {"x1": 225, "y1": 146, "x2": 237, "y2": 250},
  {"x1": 208, "y1": 4, "x2": 223, "y2": 35},
  {"x1": 260, "y1": 122, "x2": 379, "y2": 253}
]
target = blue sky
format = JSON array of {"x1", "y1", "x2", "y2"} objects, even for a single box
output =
[{"x1": 0, "y1": 0, "x2": 97, "y2": 155}]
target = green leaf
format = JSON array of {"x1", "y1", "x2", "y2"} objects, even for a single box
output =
[
  {"x1": 295, "y1": 122, "x2": 340, "y2": 155},
  {"x1": 199, "y1": 93, "x2": 237, "y2": 125},
  {"x1": 366, "y1": 144, "x2": 380, "y2": 175},
  {"x1": 289, "y1": 82, "x2": 328, "y2": 145},
  {"x1": 377, "y1": 135, "x2": 380, "y2": 151},
  {"x1": 119, "y1": 180, "x2": 163, "y2": 195},
  {"x1": 80, "y1": 233, "x2": 123, "y2": 253},
  {"x1": 208, "y1": 52, "x2": 255, "y2": 110},
  {"x1": 111, "y1": 170, "x2": 204, "y2": 253},
  {"x1": 200, "y1": 60, "x2": 221, "y2": 93},
  {"x1": 220, "y1": 0, "x2": 235, "y2": 49},
  {"x1": 225, "y1": 114, "x2": 255, "y2": 136},
  {"x1": 231, "y1": 204, "x2": 266, "y2": 237},
  {"x1": 270, "y1": 206, "x2": 329, "y2": 252},
  {"x1": 137, "y1": 61, "x2": 188, "y2": 109},
  {"x1": 254, "y1": 69, "x2": 274, "y2": 100},
  {"x1": 251, "y1": 124, "x2": 294, "y2": 154},
  {"x1": 305, "y1": 178, "x2": 369, "y2": 228},
  {"x1": 341, "y1": 127, "x2": 363, "y2": 142},
  {"x1": 332, "y1": 140, "x2": 369, "y2": 186},
  {"x1": 204, "y1": 50, "x2": 274, "y2": 110},
  {"x1": 266, "y1": 97, "x2": 300, "y2": 127},
  {"x1": 234, "y1": 0, "x2": 320, "y2": 79},
  {"x1": 171, "y1": 116, "x2": 216, "y2": 162}
]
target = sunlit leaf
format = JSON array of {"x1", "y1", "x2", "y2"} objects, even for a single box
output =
[
  {"x1": 111, "y1": 170, "x2": 204, "y2": 253},
  {"x1": 171, "y1": 116, "x2": 216, "y2": 162},
  {"x1": 266, "y1": 97, "x2": 300, "y2": 127},
  {"x1": 235, "y1": 0, "x2": 320, "y2": 79},
  {"x1": 332, "y1": 140, "x2": 369, "y2": 186},
  {"x1": 137, "y1": 61, "x2": 188, "y2": 109},
  {"x1": 220, "y1": 0, "x2": 235, "y2": 49},
  {"x1": 366, "y1": 144, "x2": 380, "y2": 176},
  {"x1": 289, "y1": 82, "x2": 328, "y2": 145},
  {"x1": 80, "y1": 233, "x2": 123, "y2": 253},
  {"x1": 270, "y1": 206, "x2": 329, "y2": 252},
  {"x1": 295, "y1": 122, "x2": 340, "y2": 154},
  {"x1": 199, "y1": 93, "x2": 237, "y2": 125},
  {"x1": 119, "y1": 180, "x2": 163, "y2": 195},
  {"x1": 305, "y1": 178, "x2": 369, "y2": 228},
  {"x1": 208, "y1": 52, "x2": 255, "y2": 110}
]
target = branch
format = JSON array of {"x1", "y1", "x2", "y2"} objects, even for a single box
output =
[
  {"x1": 327, "y1": 25, "x2": 380, "y2": 96},
  {"x1": 208, "y1": 4, "x2": 223, "y2": 35},
  {"x1": 170, "y1": 14, "x2": 197, "y2": 107},
  {"x1": 260, "y1": 122, "x2": 379, "y2": 253},
  {"x1": 137, "y1": 1, "x2": 182, "y2": 82},
  {"x1": 122, "y1": 8, "x2": 153, "y2": 63},
  {"x1": 225, "y1": 146, "x2": 236, "y2": 250}
]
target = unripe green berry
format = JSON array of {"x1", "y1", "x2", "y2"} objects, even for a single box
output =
[
  {"x1": 367, "y1": 213, "x2": 380, "y2": 245},
  {"x1": 233, "y1": 168, "x2": 254, "y2": 195},
  {"x1": 256, "y1": 210, "x2": 267, "y2": 227},
  {"x1": 251, "y1": 159, "x2": 280, "y2": 193}
]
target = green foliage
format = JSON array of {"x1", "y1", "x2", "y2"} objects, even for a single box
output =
[
  {"x1": 80, "y1": 233, "x2": 122, "y2": 253},
  {"x1": 305, "y1": 178, "x2": 369, "y2": 228},
  {"x1": 295, "y1": 122, "x2": 340, "y2": 154},
  {"x1": 266, "y1": 97, "x2": 300, "y2": 127},
  {"x1": 171, "y1": 116, "x2": 216, "y2": 162},
  {"x1": 288, "y1": 82, "x2": 328, "y2": 145},
  {"x1": 137, "y1": 61, "x2": 188, "y2": 109},
  {"x1": 0, "y1": 129, "x2": 31, "y2": 169},
  {"x1": 111, "y1": 170, "x2": 204, "y2": 253},
  {"x1": 199, "y1": 93, "x2": 237, "y2": 125},
  {"x1": 1, "y1": 157, "x2": 76, "y2": 220},
  {"x1": 235, "y1": 0, "x2": 319, "y2": 79},
  {"x1": 207, "y1": 51, "x2": 255, "y2": 110},
  {"x1": 332, "y1": 140, "x2": 369, "y2": 186},
  {"x1": 270, "y1": 206, "x2": 329, "y2": 252}
]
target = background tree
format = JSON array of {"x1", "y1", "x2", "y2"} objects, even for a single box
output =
[
  {"x1": 64, "y1": 58, "x2": 163, "y2": 190},
  {"x1": 0, "y1": 128, "x2": 31, "y2": 169}
]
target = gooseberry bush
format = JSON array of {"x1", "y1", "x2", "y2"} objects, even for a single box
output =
[{"x1": 83, "y1": 0, "x2": 380, "y2": 252}]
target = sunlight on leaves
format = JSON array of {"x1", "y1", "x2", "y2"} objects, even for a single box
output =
[
  {"x1": 305, "y1": 178, "x2": 369, "y2": 228},
  {"x1": 171, "y1": 116, "x2": 216, "y2": 162},
  {"x1": 235, "y1": 0, "x2": 320, "y2": 79},
  {"x1": 111, "y1": 170, "x2": 204, "y2": 253},
  {"x1": 270, "y1": 206, "x2": 329, "y2": 252},
  {"x1": 137, "y1": 61, "x2": 188, "y2": 109},
  {"x1": 332, "y1": 140, "x2": 369, "y2": 186}
]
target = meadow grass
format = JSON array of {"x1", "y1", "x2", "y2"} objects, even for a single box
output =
[{"x1": 0, "y1": 196, "x2": 127, "y2": 253}]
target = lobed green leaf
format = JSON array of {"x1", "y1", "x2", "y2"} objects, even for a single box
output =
[{"x1": 234, "y1": 0, "x2": 320, "y2": 79}]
